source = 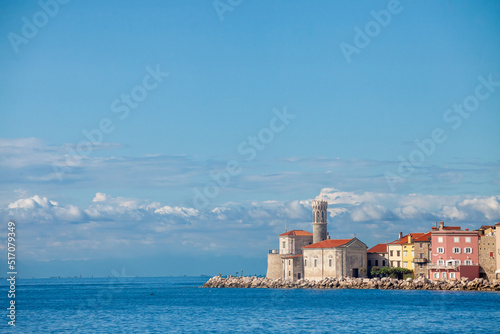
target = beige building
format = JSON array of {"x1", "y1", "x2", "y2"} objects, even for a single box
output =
[
  {"x1": 267, "y1": 199, "x2": 368, "y2": 281},
  {"x1": 387, "y1": 232, "x2": 404, "y2": 268},
  {"x1": 302, "y1": 238, "x2": 368, "y2": 281},
  {"x1": 279, "y1": 230, "x2": 313, "y2": 255},
  {"x1": 367, "y1": 243, "x2": 388, "y2": 274}
]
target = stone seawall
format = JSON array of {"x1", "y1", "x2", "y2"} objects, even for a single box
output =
[{"x1": 204, "y1": 276, "x2": 500, "y2": 292}]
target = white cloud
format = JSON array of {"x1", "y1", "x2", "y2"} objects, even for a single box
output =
[
  {"x1": 93, "y1": 193, "x2": 108, "y2": 202},
  {"x1": 154, "y1": 205, "x2": 199, "y2": 217},
  {"x1": 8, "y1": 195, "x2": 58, "y2": 209},
  {"x1": 1, "y1": 189, "x2": 498, "y2": 264}
]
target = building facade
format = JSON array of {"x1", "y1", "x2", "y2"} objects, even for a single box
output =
[
  {"x1": 388, "y1": 233, "x2": 424, "y2": 269},
  {"x1": 387, "y1": 232, "x2": 403, "y2": 268},
  {"x1": 302, "y1": 238, "x2": 368, "y2": 281},
  {"x1": 496, "y1": 223, "x2": 500, "y2": 280},
  {"x1": 367, "y1": 243, "x2": 388, "y2": 274},
  {"x1": 413, "y1": 232, "x2": 431, "y2": 278},
  {"x1": 429, "y1": 224, "x2": 480, "y2": 281},
  {"x1": 402, "y1": 233, "x2": 424, "y2": 270},
  {"x1": 477, "y1": 226, "x2": 496, "y2": 281}
]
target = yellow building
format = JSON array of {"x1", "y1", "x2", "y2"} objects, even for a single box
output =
[
  {"x1": 388, "y1": 232, "x2": 424, "y2": 269},
  {"x1": 402, "y1": 233, "x2": 424, "y2": 270}
]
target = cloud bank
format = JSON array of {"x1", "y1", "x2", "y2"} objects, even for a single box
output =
[{"x1": 1, "y1": 189, "x2": 498, "y2": 268}]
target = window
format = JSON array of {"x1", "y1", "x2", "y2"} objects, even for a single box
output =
[
  {"x1": 464, "y1": 247, "x2": 472, "y2": 254},
  {"x1": 382, "y1": 260, "x2": 386, "y2": 266},
  {"x1": 450, "y1": 272, "x2": 456, "y2": 279},
  {"x1": 397, "y1": 261, "x2": 400, "y2": 267},
  {"x1": 282, "y1": 241, "x2": 286, "y2": 249},
  {"x1": 452, "y1": 247, "x2": 461, "y2": 254},
  {"x1": 437, "y1": 247, "x2": 444, "y2": 254},
  {"x1": 397, "y1": 251, "x2": 401, "y2": 257},
  {"x1": 390, "y1": 250, "x2": 393, "y2": 257},
  {"x1": 375, "y1": 260, "x2": 379, "y2": 266},
  {"x1": 438, "y1": 260, "x2": 444, "y2": 265},
  {"x1": 454, "y1": 237, "x2": 459, "y2": 243},
  {"x1": 404, "y1": 251, "x2": 407, "y2": 257},
  {"x1": 464, "y1": 260, "x2": 472, "y2": 265},
  {"x1": 465, "y1": 237, "x2": 471, "y2": 243},
  {"x1": 438, "y1": 237, "x2": 443, "y2": 243},
  {"x1": 288, "y1": 271, "x2": 291, "y2": 277},
  {"x1": 412, "y1": 251, "x2": 414, "y2": 257},
  {"x1": 288, "y1": 260, "x2": 291, "y2": 265},
  {"x1": 403, "y1": 262, "x2": 407, "y2": 268},
  {"x1": 446, "y1": 260, "x2": 457, "y2": 266},
  {"x1": 433, "y1": 272, "x2": 439, "y2": 279},
  {"x1": 368, "y1": 260, "x2": 371, "y2": 266},
  {"x1": 420, "y1": 243, "x2": 423, "y2": 248},
  {"x1": 442, "y1": 272, "x2": 447, "y2": 279},
  {"x1": 304, "y1": 259, "x2": 307, "y2": 267},
  {"x1": 314, "y1": 259, "x2": 317, "y2": 267},
  {"x1": 419, "y1": 264, "x2": 423, "y2": 269},
  {"x1": 329, "y1": 258, "x2": 332, "y2": 267}
]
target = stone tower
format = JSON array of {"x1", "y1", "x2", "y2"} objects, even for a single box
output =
[{"x1": 312, "y1": 200, "x2": 328, "y2": 244}]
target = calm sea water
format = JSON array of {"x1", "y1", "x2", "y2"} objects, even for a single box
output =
[{"x1": 1, "y1": 276, "x2": 499, "y2": 333}]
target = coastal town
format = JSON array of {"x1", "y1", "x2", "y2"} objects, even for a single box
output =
[{"x1": 265, "y1": 200, "x2": 499, "y2": 282}]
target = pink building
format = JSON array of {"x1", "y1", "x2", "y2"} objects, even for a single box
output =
[{"x1": 429, "y1": 222, "x2": 480, "y2": 280}]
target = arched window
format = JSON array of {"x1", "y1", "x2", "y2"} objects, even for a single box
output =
[
  {"x1": 321, "y1": 211, "x2": 324, "y2": 222},
  {"x1": 316, "y1": 212, "x2": 320, "y2": 222}
]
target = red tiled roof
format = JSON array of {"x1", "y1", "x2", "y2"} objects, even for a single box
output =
[
  {"x1": 282, "y1": 254, "x2": 303, "y2": 259},
  {"x1": 389, "y1": 233, "x2": 424, "y2": 244},
  {"x1": 303, "y1": 239, "x2": 353, "y2": 249},
  {"x1": 413, "y1": 231, "x2": 431, "y2": 242},
  {"x1": 367, "y1": 243, "x2": 387, "y2": 253},
  {"x1": 279, "y1": 230, "x2": 313, "y2": 237},
  {"x1": 431, "y1": 226, "x2": 461, "y2": 230}
]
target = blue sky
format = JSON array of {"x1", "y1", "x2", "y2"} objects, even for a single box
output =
[{"x1": 1, "y1": 0, "x2": 499, "y2": 278}]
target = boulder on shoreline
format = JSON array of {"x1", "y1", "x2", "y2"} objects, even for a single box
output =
[{"x1": 203, "y1": 275, "x2": 500, "y2": 292}]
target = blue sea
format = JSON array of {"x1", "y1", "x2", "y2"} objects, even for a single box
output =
[{"x1": 1, "y1": 276, "x2": 499, "y2": 333}]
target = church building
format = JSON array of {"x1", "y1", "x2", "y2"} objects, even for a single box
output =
[{"x1": 267, "y1": 200, "x2": 368, "y2": 281}]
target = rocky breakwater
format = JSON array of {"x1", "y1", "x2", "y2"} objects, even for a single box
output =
[{"x1": 204, "y1": 276, "x2": 500, "y2": 292}]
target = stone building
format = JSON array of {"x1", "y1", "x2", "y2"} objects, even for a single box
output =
[
  {"x1": 302, "y1": 238, "x2": 367, "y2": 281},
  {"x1": 367, "y1": 243, "x2": 388, "y2": 275},
  {"x1": 413, "y1": 232, "x2": 431, "y2": 278},
  {"x1": 267, "y1": 199, "x2": 367, "y2": 281},
  {"x1": 496, "y1": 223, "x2": 500, "y2": 280},
  {"x1": 279, "y1": 230, "x2": 313, "y2": 280},
  {"x1": 477, "y1": 225, "x2": 496, "y2": 281}
]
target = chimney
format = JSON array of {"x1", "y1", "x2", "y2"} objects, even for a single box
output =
[
  {"x1": 465, "y1": 228, "x2": 469, "y2": 231},
  {"x1": 439, "y1": 221, "x2": 444, "y2": 230},
  {"x1": 398, "y1": 232, "x2": 403, "y2": 239},
  {"x1": 408, "y1": 234, "x2": 412, "y2": 243}
]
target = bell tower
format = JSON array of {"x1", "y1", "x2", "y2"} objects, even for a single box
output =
[{"x1": 312, "y1": 200, "x2": 328, "y2": 244}]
